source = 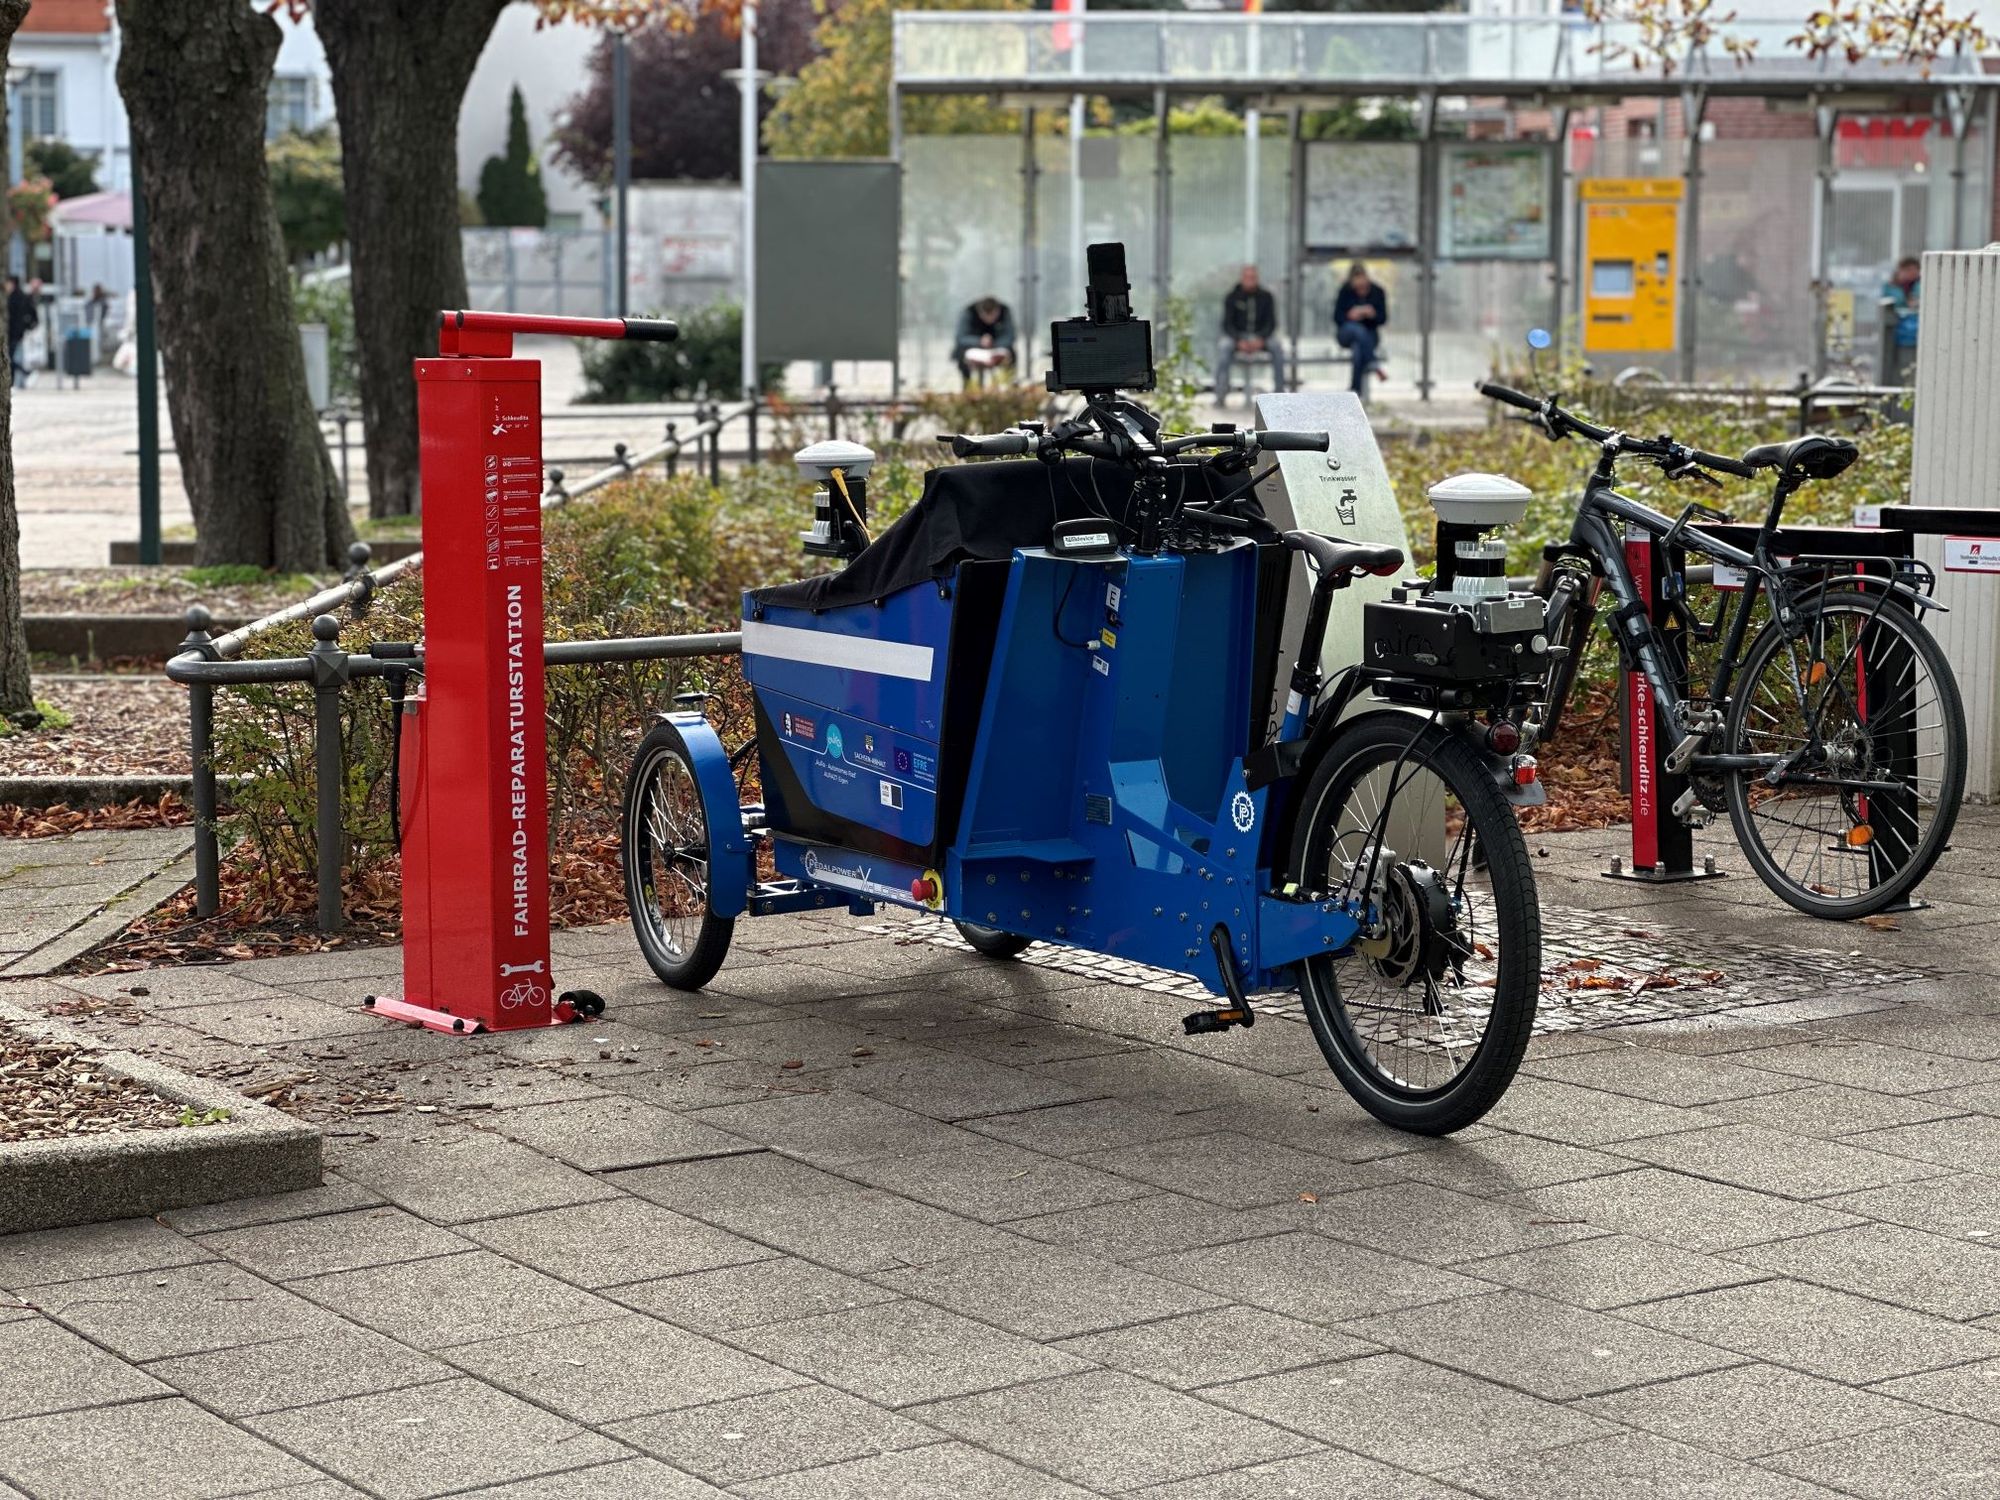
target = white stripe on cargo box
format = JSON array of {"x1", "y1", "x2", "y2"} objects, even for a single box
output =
[{"x1": 741, "y1": 621, "x2": 935, "y2": 681}]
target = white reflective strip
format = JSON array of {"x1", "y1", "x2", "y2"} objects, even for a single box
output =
[{"x1": 742, "y1": 620, "x2": 935, "y2": 681}]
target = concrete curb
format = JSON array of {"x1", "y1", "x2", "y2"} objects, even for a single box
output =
[
  {"x1": 0, "y1": 775, "x2": 242, "y2": 810},
  {"x1": 0, "y1": 995, "x2": 321, "y2": 1234},
  {"x1": 26, "y1": 614, "x2": 249, "y2": 661},
  {"x1": 1, "y1": 845, "x2": 196, "y2": 979}
]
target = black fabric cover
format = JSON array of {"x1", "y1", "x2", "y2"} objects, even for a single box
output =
[{"x1": 752, "y1": 456, "x2": 1232, "y2": 613}]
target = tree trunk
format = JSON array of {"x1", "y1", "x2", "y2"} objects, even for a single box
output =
[
  {"x1": 0, "y1": 0, "x2": 31, "y2": 720},
  {"x1": 115, "y1": 0, "x2": 353, "y2": 571},
  {"x1": 317, "y1": 0, "x2": 509, "y2": 519}
]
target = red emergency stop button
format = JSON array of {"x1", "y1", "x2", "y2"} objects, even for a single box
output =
[{"x1": 910, "y1": 874, "x2": 940, "y2": 905}]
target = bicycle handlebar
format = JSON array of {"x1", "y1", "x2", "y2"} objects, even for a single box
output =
[
  {"x1": 1474, "y1": 380, "x2": 1541, "y2": 415},
  {"x1": 1475, "y1": 381, "x2": 1759, "y2": 480},
  {"x1": 1256, "y1": 430, "x2": 1331, "y2": 453},
  {"x1": 940, "y1": 426, "x2": 1324, "y2": 463},
  {"x1": 942, "y1": 431, "x2": 1033, "y2": 459}
]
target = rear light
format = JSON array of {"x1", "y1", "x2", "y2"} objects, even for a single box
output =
[
  {"x1": 1486, "y1": 721, "x2": 1522, "y2": 755},
  {"x1": 1512, "y1": 756, "x2": 1539, "y2": 786}
]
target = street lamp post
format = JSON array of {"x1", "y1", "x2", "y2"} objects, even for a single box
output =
[
  {"x1": 738, "y1": 0, "x2": 758, "y2": 406},
  {"x1": 613, "y1": 31, "x2": 630, "y2": 318},
  {"x1": 6, "y1": 65, "x2": 28, "y2": 279}
]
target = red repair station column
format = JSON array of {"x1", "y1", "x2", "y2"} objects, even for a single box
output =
[{"x1": 368, "y1": 310, "x2": 678, "y2": 1035}]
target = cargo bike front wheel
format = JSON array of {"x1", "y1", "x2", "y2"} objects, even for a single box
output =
[
  {"x1": 1288, "y1": 715, "x2": 1540, "y2": 1135},
  {"x1": 623, "y1": 720, "x2": 735, "y2": 990}
]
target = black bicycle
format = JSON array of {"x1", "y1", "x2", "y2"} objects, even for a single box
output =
[{"x1": 1476, "y1": 374, "x2": 1966, "y2": 920}]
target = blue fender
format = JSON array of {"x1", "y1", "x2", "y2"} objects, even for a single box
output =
[{"x1": 665, "y1": 711, "x2": 751, "y2": 918}]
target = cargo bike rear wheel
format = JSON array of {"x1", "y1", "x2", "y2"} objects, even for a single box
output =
[
  {"x1": 1288, "y1": 715, "x2": 1539, "y2": 1134},
  {"x1": 623, "y1": 720, "x2": 735, "y2": 990}
]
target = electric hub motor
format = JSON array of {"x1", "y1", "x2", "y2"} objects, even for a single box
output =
[
  {"x1": 796, "y1": 439, "x2": 877, "y2": 560},
  {"x1": 1363, "y1": 471, "x2": 1550, "y2": 691}
]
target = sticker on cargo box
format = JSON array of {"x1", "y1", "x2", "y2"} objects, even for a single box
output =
[
  {"x1": 1092, "y1": 655, "x2": 1110, "y2": 677},
  {"x1": 879, "y1": 780, "x2": 903, "y2": 811}
]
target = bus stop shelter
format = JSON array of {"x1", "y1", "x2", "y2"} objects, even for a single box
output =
[{"x1": 889, "y1": 12, "x2": 2000, "y2": 395}]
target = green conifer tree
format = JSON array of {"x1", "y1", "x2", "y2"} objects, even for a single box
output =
[{"x1": 476, "y1": 85, "x2": 548, "y2": 227}]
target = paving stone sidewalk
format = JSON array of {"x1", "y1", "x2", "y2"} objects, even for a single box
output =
[
  {"x1": 0, "y1": 828, "x2": 194, "y2": 978},
  {"x1": 0, "y1": 810, "x2": 1996, "y2": 1498}
]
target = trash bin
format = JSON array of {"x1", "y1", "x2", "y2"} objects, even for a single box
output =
[{"x1": 61, "y1": 328, "x2": 92, "y2": 380}]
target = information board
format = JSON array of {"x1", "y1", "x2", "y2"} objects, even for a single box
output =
[
  {"x1": 1439, "y1": 143, "x2": 1553, "y2": 261},
  {"x1": 1304, "y1": 142, "x2": 1420, "y2": 253},
  {"x1": 756, "y1": 160, "x2": 900, "y2": 363}
]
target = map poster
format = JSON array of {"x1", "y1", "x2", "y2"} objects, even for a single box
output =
[
  {"x1": 1439, "y1": 143, "x2": 1553, "y2": 261},
  {"x1": 1304, "y1": 142, "x2": 1421, "y2": 253}
]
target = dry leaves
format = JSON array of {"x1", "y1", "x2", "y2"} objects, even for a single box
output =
[{"x1": 0, "y1": 1026, "x2": 197, "y2": 1142}]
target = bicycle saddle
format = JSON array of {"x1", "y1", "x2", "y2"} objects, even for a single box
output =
[
  {"x1": 1282, "y1": 531, "x2": 1405, "y2": 578},
  {"x1": 1740, "y1": 434, "x2": 1859, "y2": 481}
]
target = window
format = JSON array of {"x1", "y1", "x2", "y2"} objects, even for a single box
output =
[
  {"x1": 16, "y1": 69, "x2": 57, "y2": 141},
  {"x1": 266, "y1": 75, "x2": 314, "y2": 140}
]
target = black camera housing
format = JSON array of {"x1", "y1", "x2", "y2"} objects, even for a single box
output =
[{"x1": 1047, "y1": 242, "x2": 1155, "y2": 393}]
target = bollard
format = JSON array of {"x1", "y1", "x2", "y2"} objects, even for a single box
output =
[
  {"x1": 308, "y1": 614, "x2": 349, "y2": 933},
  {"x1": 179, "y1": 605, "x2": 221, "y2": 920}
]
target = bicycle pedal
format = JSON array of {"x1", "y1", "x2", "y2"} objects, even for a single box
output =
[
  {"x1": 1670, "y1": 788, "x2": 1714, "y2": 828},
  {"x1": 1182, "y1": 1007, "x2": 1254, "y2": 1036}
]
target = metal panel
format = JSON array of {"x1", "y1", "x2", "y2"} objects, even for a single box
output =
[
  {"x1": 1909, "y1": 247, "x2": 2000, "y2": 798},
  {"x1": 756, "y1": 160, "x2": 900, "y2": 363}
]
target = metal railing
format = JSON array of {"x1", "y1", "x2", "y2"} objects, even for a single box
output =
[
  {"x1": 892, "y1": 12, "x2": 2000, "y2": 93},
  {"x1": 164, "y1": 400, "x2": 754, "y2": 932}
]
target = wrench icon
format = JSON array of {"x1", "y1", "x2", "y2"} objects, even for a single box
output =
[{"x1": 499, "y1": 960, "x2": 546, "y2": 977}]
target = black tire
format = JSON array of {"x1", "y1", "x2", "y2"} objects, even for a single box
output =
[
  {"x1": 954, "y1": 921, "x2": 1033, "y2": 959},
  {"x1": 1287, "y1": 714, "x2": 1539, "y2": 1134},
  {"x1": 1724, "y1": 589, "x2": 1965, "y2": 919},
  {"x1": 622, "y1": 720, "x2": 734, "y2": 990}
]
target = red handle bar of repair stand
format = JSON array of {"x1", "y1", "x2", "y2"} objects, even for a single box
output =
[{"x1": 437, "y1": 309, "x2": 680, "y2": 357}]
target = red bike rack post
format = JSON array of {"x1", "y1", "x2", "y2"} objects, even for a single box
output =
[
  {"x1": 367, "y1": 310, "x2": 676, "y2": 1035},
  {"x1": 1607, "y1": 525, "x2": 1724, "y2": 885}
]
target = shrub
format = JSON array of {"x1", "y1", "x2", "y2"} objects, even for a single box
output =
[{"x1": 579, "y1": 301, "x2": 785, "y2": 403}]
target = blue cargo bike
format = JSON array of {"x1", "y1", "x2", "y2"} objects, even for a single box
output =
[{"x1": 620, "y1": 247, "x2": 1555, "y2": 1132}]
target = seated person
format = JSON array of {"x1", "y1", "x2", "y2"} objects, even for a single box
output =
[
  {"x1": 1334, "y1": 261, "x2": 1388, "y2": 396},
  {"x1": 953, "y1": 296, "x2": 1017, "y2": 382},
  {"x1": 1213, "y1": 264, "x2": 1287, "y2": 403}
]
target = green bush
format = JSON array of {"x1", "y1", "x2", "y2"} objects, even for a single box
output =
[
  {"x1": 579, "y1": 301, "x2": 786, "y2": 403},
  {"x1": 207, "y1": 386, "x2": 1914, "y2": 902}
]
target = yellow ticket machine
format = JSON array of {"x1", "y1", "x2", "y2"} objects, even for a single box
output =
[{"x1": 1580, "y1": 179, "x2": 1682, "y2": 354}]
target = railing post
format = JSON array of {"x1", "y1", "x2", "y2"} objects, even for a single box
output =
[
  {"x1": 614, "y1": 440, "x2": 632, "y2": 473},
  {"x1": 746, "y1": 395, "x2": 759, "y2": 465},
  {"x1": 545, "y1": 466, "x2": 568, "y2": 505},
  {"x1": 707, "y1": 402, "x2": 722, "y2": 485},
  {"x1": 308, "y1": 614, "x2": 350, "y2": 934},
  {"x1": 179, "y1": 605, "x2": 221, "y2": 921},
  {"x1": 665, "y1": 420, "x2": 679, "y2": 478},
  {"x1": 343, "y1": 541, "x2": 374, "y2": 622},
  {"x1": 826, "y1": 382, "x2": 839, "y2": 443}
]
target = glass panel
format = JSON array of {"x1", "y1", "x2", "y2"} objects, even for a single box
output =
[
  {"x1": 901, "y1": 134, "x2": 1029, "y2": 390},
  {"x1": 1692, "y1": 135, "x2": 1818, "y2": 382}
]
